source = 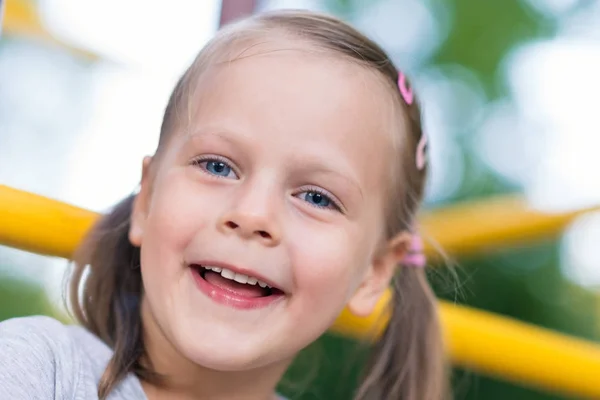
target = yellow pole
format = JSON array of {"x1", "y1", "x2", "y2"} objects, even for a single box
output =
[
  {"x1": 441, "y1": 302, "x2": 600, "y2": 399},
  {"x1": 3, "y1": 0, "x2": 100, "y2": 61},
  {"x1": 420, "y1": 195, "x2": 600, "y2": 259},
  {"x1": 331, "y1": 298, "x2": 600, "y2": 399},
  {"x1": 0, "y1": 185, "x2": 98, "y2": 259},
  {"x1": 2, "y1": 184, "x2": 600, "y2": 398},
  {"x1": 2, "y1": 185, "x2": 599, "y2": 261}
]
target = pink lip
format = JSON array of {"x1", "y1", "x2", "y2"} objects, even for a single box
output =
[{"x1": 189, "y1": 263, "x2": 285, "y2": 310}]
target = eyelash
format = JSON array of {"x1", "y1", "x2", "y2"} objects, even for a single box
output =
[
  {"x1": 294, "y1": 187, "x2": 344, "y2": 213},
  {"x1": 190, "y1": 156, "x2": 344, "y2": 213},
  {"x1": 190, "y1": 155, "x2": 238, "y2": 179}
]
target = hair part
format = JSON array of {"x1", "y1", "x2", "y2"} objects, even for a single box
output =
[{"x1": 69, "y1": 9, "x2": 448, "y2": 400}]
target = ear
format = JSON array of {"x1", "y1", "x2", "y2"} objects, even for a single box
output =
[
  {"x1": 347, "y1": 231, "x2": 412, "y2": 317},
  {"x1": 129, "y1": 156, "x2": 153, "y2": 247}
]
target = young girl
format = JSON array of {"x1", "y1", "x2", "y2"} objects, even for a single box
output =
[{"x1": 0, "y1": 9, "x2": 447, "y2": 400}]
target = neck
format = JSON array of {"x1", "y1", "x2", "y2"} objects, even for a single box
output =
[{"x1": 140, "y1": 302, "x2": 290, "y2": 400}]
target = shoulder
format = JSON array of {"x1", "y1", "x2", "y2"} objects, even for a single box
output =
[
  {"x1": 0, "y1": 315, "x2": 147, "y2": 399},
  {"x1": 1, "y1": 313, "x2": 69, "y2": 339},
  {"x1": 0, "y1": 315, "x2": 75, "y2": 360},
  {"x1": 0, "y1": 314, "x2": 112, "y2": 365},
  {"x1": 0, "y1": 315, "x2": 85, "y2": 398}
]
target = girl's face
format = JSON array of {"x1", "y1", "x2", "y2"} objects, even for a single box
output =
[{"x1": 130, "y1": 44, "x2": 408, "y2": 375}]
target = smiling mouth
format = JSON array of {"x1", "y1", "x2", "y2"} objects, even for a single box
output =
[{"x1": 192, "y1": 264, "x2": 283, "y2": 298}]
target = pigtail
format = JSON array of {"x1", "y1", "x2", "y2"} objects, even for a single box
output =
[
  {"x1": 69, "y1": 194, "x2": 154, "y2": 399},
  {"x1": 354, "y1": 268, "x2": 448, "y2": 400},
  {"x1": 350, "y1": 60, "x2": 449, "y2": 400}
]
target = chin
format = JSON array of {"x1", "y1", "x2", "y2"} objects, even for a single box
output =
[
  {"x1": 171, "y1": 316, "x2": 303, "y2": 373},
  {"x1": 179, "y1": 338, "x2": 280, "y2": 371}
]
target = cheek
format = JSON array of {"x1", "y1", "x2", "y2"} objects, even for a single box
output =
[
  {"x1": 140, "y1": 171, "x2": 213, "y2": 279},
  {"x1": 288, "y1": 221, "x2": 372, "y2": 311}
]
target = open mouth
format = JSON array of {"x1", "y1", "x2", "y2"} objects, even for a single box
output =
[{"x1": 192, "y1": 264, "x2": 283, "y2": 298}]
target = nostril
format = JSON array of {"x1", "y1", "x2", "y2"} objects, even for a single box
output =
[
  {"x1": 258, "y1": 230, "x2": 271, "y2": 239},
  {"x1": 225, "y1": 221, "x2": 239, "y2": 229}
]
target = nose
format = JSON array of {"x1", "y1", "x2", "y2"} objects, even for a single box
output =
[{"x1": 217, "y1": 187, "x2": 281, "y2": 247}]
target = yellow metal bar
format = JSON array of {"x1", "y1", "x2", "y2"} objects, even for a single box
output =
[
  {"x1": 331, "y1": 297, "x2": 600, "y2": 399},
  {"x1": 2, "y1": 184, "x2": 600, "y2": 397},
  {"x1": 0, "y1": 185, "x2": 98, "y2": 259},
  {"x1": 440, "y1": 302, "x2": 600, "y2": 399},
  {"x1": 3, "y1": 185, "x2": 599, "y2": 261},
  {"x1": 330, "y1": 283, "x2": 392, "y2": 338},
  {"x1": 3, "y1": 0, "x2": 100, "y2": 61},
  {"x1": 420, "y1": 195, "x2": 600, "y2": 259}
]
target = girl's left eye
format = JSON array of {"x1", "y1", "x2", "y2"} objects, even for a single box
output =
[
  {"x1": 296, "y1": 190, "x2": 341, "y2": 212},
  {"x1": 195, "y1": 158, "x2": 238, "y2": 179}
]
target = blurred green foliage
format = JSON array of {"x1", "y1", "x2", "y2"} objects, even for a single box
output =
[
  {"x1": 0, "y1": 273, "x2": 54, "y2": 321},
  {"x1": 286, "y1": 0, "x2": 599, "y2": 399}
]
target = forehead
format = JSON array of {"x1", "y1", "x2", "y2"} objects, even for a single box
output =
[{"x1": 185, "y1": 40, "x2": 400, "y2": 191}]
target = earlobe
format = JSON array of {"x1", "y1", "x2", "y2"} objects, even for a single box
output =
[
  {"x1": 129, "y1": 156, "x2": 153, "y2": 247},
  {"x1": 347, "y1": 231, "x2": 412, "y2": 317},
  {"x1": 128, "y1": 224, "x2": 144, "y2": 247}
]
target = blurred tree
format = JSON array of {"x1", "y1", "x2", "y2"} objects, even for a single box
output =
[{"x1": 0, "y1": 274, "x2": 54, "y2": 322}]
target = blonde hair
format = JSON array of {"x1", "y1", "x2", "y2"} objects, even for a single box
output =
[{"x1": 71, "y1": 9, "x2": 448, "y2": 400}]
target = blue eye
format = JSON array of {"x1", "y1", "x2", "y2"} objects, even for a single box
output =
[
  {"x1": 298, "y1": 190, "x2": 340, "y2": 211},
  {"x1": 197, "y1": 159, "x2": 237, "y2": 179}
]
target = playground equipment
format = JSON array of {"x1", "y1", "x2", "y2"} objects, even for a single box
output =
[
  {"x1": 1, "y1": 184, "x2": 600, "y2": 398},
  {"x1": 2, "y1": 0, "x2": 600, "y2": 398}
]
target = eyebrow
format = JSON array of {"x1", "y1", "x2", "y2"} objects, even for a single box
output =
[{"x1": 185, "y1": 128, "x2": 252, "y2": 145}]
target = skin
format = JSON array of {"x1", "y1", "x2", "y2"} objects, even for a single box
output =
[{"x1": 129, "y1": 41, "x2": 410, "y2": 400}]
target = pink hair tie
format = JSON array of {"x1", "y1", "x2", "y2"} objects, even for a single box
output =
[
  {"x1": 398, "y1": 72, "x2": 413, "y2": 105},
  {"x1": 402, "y1": 235, "x2": 426, "y2": 268},
  {"x1": 398, "y1": 71, "x2": 427, "y2": 171}
]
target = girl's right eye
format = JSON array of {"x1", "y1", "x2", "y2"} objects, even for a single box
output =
[{"x1": 193, "y1": 158, "x2": 238, "y2": 179}]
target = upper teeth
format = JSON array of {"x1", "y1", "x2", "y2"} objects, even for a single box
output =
[{"x1": 204, "y1": 266, "x2": 270, "y2": 288}]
